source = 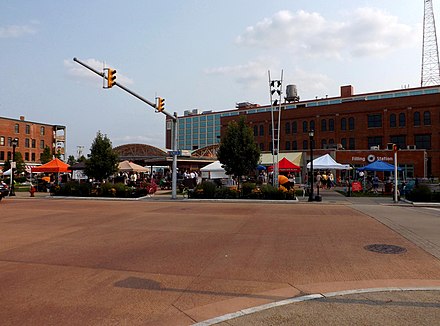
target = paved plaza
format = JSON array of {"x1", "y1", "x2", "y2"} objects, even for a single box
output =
[{"x1": 0, "y1": 193, "x2": 439, "y2": 325}]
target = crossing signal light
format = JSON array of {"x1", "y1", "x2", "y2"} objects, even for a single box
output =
[
  {"x1": 107, "y1": 68, "x2": 117, "y2": 88},
  {"x1": 157, "y1": 97, "x2": 165, "y2": 112}
]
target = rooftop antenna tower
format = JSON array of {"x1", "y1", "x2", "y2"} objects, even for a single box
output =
[{"x1": 421, "y1": 0, "x2": 440, "y2": 86}]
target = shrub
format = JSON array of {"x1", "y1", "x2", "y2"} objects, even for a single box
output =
[{"x1": 241, "y1": 182, "x2": 256, "y2": 197}]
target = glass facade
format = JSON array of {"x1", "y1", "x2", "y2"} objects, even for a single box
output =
[{"x1": 178, "y1": 113, "x2": 222, "y2": 150}]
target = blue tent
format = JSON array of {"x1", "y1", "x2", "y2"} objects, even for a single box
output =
[
  {"x1": 357, "y1": 160, "x2": 402, "y2": 172},
  {"x1": 256, "y1": 164, "x2": 266, "y2": 171}
]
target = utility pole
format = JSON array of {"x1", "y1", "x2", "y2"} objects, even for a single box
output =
[
  {"x1": 73, "y1": 57, "x2": 179, "y2": 199},
  {"x1": 421, "y1": 0, "x2": 440, "y2": 86}
]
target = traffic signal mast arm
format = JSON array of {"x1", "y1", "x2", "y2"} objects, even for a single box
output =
[{"x1": 73, "y1": 57, "x2": 175, "y2": 121}]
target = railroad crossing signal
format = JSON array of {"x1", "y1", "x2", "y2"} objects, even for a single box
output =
[{"x1": 156, "y1": 97, "x2": 165, "y2": 112}]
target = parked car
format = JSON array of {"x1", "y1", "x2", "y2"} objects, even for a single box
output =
[{"x1": 0, "y1": 183, "x2": 9, "y2": 201}]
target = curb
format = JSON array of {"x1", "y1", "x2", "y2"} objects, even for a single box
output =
[{"x1": 192, "y1": 286, "x2": 440, "y2": 326}]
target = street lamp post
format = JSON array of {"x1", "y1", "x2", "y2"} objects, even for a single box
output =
[
  {"x1": 9, "y1": 138, "x2": 18, "y2": 196},
  {"x1": 308, "y1": 130, "x2": 314, "y2": 202}
]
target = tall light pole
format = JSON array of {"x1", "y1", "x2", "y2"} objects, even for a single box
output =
[
  {"x1": 9, "y1": 138, "x2": 18, "y2": 196},
  {"x1": 308, "y1": 130, "x2": 314, "y2": 202}
]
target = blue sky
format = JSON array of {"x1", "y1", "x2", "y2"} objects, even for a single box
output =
[{"x1": 0, "y1": 0, "x2": 434, "y2": 156}]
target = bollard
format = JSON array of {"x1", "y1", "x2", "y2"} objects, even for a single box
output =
[{"x1": 29, "y1": 186, "x2": 36, "y2": 197}]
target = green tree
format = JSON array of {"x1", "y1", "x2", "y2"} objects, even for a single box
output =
[
  {"x1": 217, "y1": 116, "x2": 260, "y2": 190},
  {"x1": 67, "y1": 155, "x2": 76, "y2": 166},
  {"x1": 85, "y1": 131, "x2": 119, "y2": 181},
  {"x1": 40, "y1": 146, "x2": 52, "y2": 164},
  {"x1": 14, "y1": 151, "x2": 26, "y2": 175}
]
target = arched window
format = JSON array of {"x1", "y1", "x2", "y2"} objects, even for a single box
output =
[
  {"x1": 321, "y1": 119, "x2": 327, "y2": 131},
  {"x1": 310, "y1": 120, "x2": 315, "y2": 131},
  {"x1": 285, "y1": 122, "x2": 291, "y2": 134},
  {"x1": 414, "y1": 112, "x2": 421, "y2": 126},
  {"x1": 302, "y1": 121, "x2": 308, "y2": 132},
  {"x1": 389, "y1": 114, "x2": 396, "y2": 127},
  {"x1": 348, "y1": 117, "x2": 355, "y2": 130},
  {"x1": 253, "y1": 125, "x2": 258, "y2": 137},
  {"x1": 292, "y1": 121, "x2": 297, "y2": 133},
  {"x1": 399, "y1": 113, "x2": 406, "y2": 127},
  {"x1": 321, "y1": 139, "x2": 327, "y2": 149},
  {"x1": 341, "y1": 118, "x2": 347, "y2": 131},
  {"x1": 303, "y1": 139, "x2": 308, "y2": 149},
  {"x1": 424, "y1": 111, "x2": 431, "y2": 125},
  {"x1": 329, "y1": 119, "x2": 335, "y2": 131},
  {"x1": 259, "y1": 125, "x2": 264, "y2": 136}
]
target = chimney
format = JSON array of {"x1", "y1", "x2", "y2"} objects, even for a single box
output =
[
  {"x1": 20, "y1": 116, "x2": 25, "y2": 121},
  {"x1": 340, "y1": 85, "x2": 354, "y2": 98}
]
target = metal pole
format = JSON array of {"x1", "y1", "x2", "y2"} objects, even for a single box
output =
[
  {"x1": 308, "y1": 132, "x2": 314, "y2": 202},
  {"x1": 9, "y1": 141, "x2": 17, "y2": 196},
  {"x1": 171, "y1": 113, "x2": 178, "y2": 199},
  {"x1": 394, "y1": 150, "x2": 398, "y2": 203}
]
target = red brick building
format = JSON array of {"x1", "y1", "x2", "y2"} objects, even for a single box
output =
[
  {"x1": 166, "y1": 84, "x2": 440, "y2": 178},
  {"x1": 0, "y1": 116, "x2": 66, "y2": 170}
]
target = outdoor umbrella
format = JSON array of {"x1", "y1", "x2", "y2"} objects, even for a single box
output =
[{"x1": 278, "y1": 175, "x2": 289, "y2": 185}]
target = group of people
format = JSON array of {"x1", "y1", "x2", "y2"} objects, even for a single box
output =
[{"x1": 315, "y1": 171, "x2": 335, "y2": 189}]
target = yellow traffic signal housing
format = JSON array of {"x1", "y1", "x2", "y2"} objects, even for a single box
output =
[
  {"x1": 107, "y1": 68, "x2": 117, "y2": 88},
  {"x1": 157, "y1": 97, "x2": 165, "y2": 112}
]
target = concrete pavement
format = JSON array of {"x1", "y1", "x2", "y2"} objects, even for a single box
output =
[{"x1": 1, "y1": 189, "x2": 440, "y2": 325}]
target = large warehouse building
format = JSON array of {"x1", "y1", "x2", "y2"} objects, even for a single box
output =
[{"x1": 166, "y1": 84, "x2": 440, "y2": 179}]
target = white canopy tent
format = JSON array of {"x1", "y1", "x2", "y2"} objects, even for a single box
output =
[
  {"x1": 2, "y1": 169, "x2": 12, "y2": 176},
  {"x1": 307, "y1": 154, "x2": 351, "y2": 170},
  {"x1": 200, "y1": 161, "x2": 228, "y2": 179}
]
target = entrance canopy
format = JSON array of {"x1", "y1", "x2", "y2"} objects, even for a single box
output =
[
  {"x1": 357, "y1": 160, "x2": 402, "y2": 172},
  {"x1": 307, "y1": 154, "x2": 350, "y2": 170},
  {"x1": 31, "y1": 158, "x2": 70, "y2": 173}
]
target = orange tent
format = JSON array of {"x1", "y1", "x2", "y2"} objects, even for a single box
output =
[
  {"x1": 268, "y1": 157, "x2": 300, "y2": 172},
  {"x1": 31, "y1": 158, "x2": 70, "y2": 173}
]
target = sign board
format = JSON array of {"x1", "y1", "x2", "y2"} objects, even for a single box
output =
[
  {"x1": 72, "y1": 170, "x2": 88, "y2": 180},
  {"x1": 168, "y1": 150, "x2": 181, "y2": 156},
  {"x1": 351, "y1": 181, "x2": 362, "y2": 192}
]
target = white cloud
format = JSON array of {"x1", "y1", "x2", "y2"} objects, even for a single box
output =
[
  {"x1": 235, "y1": 8, "x2": 418, "y2": 59},
  {"x1": 0, "y1": 24, "x2": 37, "y2": 38},
  {"x1": 64, "y1": 58, "x2": 134, "y2": 85},
  {"x1": 205, "y1": 57, "x2": 279, "y2": 88}
]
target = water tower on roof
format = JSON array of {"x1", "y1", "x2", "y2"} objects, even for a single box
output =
[{"x1": 285, "y1": 84, "x2": 300, "y2": 102}]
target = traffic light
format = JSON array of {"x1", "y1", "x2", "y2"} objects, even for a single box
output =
[
  {"x1": 107, "y1": 68, "x2": 117, "y2": 88},
  {"x1": 156, "y1": 97, "x2": 165, "y2": 112}
]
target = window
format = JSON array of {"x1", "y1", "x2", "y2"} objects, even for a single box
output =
[
  {"x1": 40, "y1": 126, "x2": 45, "y2": 135},
  {"x1": 302, "y1": 121, "x2": 308, "y2": 132},
  {"x1": 341, "y1": 138, "x2": 347, "y2": 149},
  {"x1": 413, "y1": 112, "x2": 421, "y2": 126},
  {"x1": 424, "y1": 111, "x2": 431, "y2": 125},
  {"x1": 321, "y1": 139, "x2": 327, "y2": 149},
  {"x1": 368, "y1": 114, "x2": 382, "y2": 128},
  {"x1": 328, "y1": 119, "x2": 335, "y2": 131},
  {"x1": 368, "y1": 136, "x2": 383, "y2": 148},
  {"x1": 0, "y1": 136, "x2": 4, "y2": 146},
  {"x1": 390, "y1": 135, "x2": 406, "y2": 149},
  {"x1": 328, "y1": 139, "x2": 335, "y2": 145},
  {"x1": 25, "y1": 124, "x2": 30, "y2": 134},
  {"x1": 285, "y1": 141, "x2": 291, "y2": 150},
  {"x1": 32, "y1": 139, "x2": 36, "y2": 148},
  {"x1": 399, "y1": 113, "x2": 406, "y2": 127},
  {"x1": 0, "y1": 151, "x2": 4, "y2": 160},
  {"x1": 259, "y1": 125, "x2": 264, "y2": 136},
  {"x1": 303, "y1": 140, "x2": 308, "y2": 149},
  {"x1": 40, "y1": 140, "x2": 45, "y2": 149},
  {"x1": 7, "y1": 137, "x2": 12, "y2": 146},
  {"x1": 25, "y1": 153, "x2": 29, "y2": 161},
  {"x1": 259, "y1": 143, "x2": 264, "y2": 151},
  {"x1": 415, "y1": 134, "x2": 431, "y2": 149},
  {"x1": 348, "y1": 138, "x2": 355, "y2": 150},
  {"x1": 321, "y1": 119, "x2": 327, "y2": 131},
  {"x1": 285, "y1": 122, "x2": 291, "y2": 134},
  {"x1": 310, "y1": 120, "x2": 315, "y2": 131},
  {"x1": 389, "y1": 114, "x2": 396, "y2": 128},
  {"x1": 292, "y1": 141, "x2": 297, "y2": 150},
  {"x1": 25, "y1": 138, "x2": 30, "y2": 148},
  {"x1": 292, "y1": 121, "x2": 297, "y2": 133},
  {"x1": 348, "y1": 117, "x2": 355, "y2": 130},
  {"x1": 253, "y1": 125, "x2": 258, "y2": 137},
  {"x1": 31, "y1": 153, "x2": 36, "y2": 161},
  {"x1": 341, "y1": 118, "x2": 347, "y2": 131},
  {"x1": 14, "y1": 124, "x2": 19, "y2": 133}
]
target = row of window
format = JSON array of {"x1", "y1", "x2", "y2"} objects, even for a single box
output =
[
  {"x1": 13, "y1": 124, "x2": 46, "y2": 135},
  {"x1": 256, "y1": 134, "x2": 431, "y2": 152},
  {"x1": 0, "y1": 137, "x2": 45, "y2": 149},
  {"x1": 368, "y1": 111, "x2": 431, "y2": 128},
  {"x1": 0, "y1": 151, "x2": 42, "y2": 162}
]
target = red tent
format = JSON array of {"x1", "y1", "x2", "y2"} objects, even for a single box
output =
[
  {"x1": 31, "y1": 158, "x2": 70, "y2": 173},
  {"x1": 268, "y1": 157, "x2": 300, "y2": 172}
]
